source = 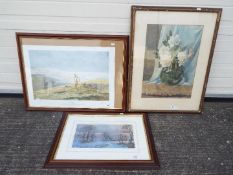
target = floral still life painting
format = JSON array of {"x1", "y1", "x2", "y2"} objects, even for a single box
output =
[
  {"x1": 142, "y1": 24, "x2": 203, "y2": 98},
  {"x1": 72, "y1": 124, "x2": 135, "y2": 148}
]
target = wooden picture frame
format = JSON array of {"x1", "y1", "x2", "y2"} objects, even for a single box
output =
[
  {"x1": 128, "y1": 6, "x2": 222, "y2": 113},
  {"x1": 16, "y1": 33, "x2": 128, "y2": 112},
  {"x1": 44, "y1": 112, "x2": 160, "y2": 169}
]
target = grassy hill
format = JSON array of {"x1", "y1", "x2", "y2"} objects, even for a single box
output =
[
  {"x1": 33, "y1": 79, "x2": 109, "y2": 101},
  {"x1": 83, "y1": 79, "x2": 108, "y2": 85}
]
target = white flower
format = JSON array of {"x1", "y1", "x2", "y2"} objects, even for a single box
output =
[
  {"x1": 168, "y1": 34, "x2": 180, "y2": 48},
  {"x1": 177, "y1": 51, "x2": 187, "y2": 66},
  {"x1": 158, "y1": 45, "x2": 172, "y2": 67},
  {"x1": 159, "y1": 45, "x2": 170, "y2": 56},
  {"x1": 160, "y1": 53, "x2": 172, "y2": 67}
]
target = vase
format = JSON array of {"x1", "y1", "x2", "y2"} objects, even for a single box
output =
[{"x1": 160, "y1": 57, "x2": 184, "y2": 85}]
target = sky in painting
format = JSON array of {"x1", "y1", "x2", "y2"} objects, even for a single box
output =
[
  {"x1": 28, "y1": 49, "x2": 110, "y2": 83},
  {"x1": 76, "y1": 124, "x2": 132, "y2": 133},
  {"x1": 29, "y1": 50, "x2": 109, "y2": 73}
]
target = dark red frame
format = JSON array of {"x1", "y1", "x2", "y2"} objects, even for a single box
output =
[
  {"x1": 16, "y1": 33, "x2": 129, "y2": 112},
  {"x1": 44, "y1": 112, "x2": 160, "y2": 169}
]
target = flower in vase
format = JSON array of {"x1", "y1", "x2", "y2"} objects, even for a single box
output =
[
  {"x1": 160, "y1": 53, "x2": 172, "y2": 68},
  {"x1": 177, "y1": 51, "x2": 187, "y2": 66},
  {"x1": 159, "y1": 45, "x2": 169, "y2": 56},
  {"x1": 158, "y1": 45, "x2": 172, "y2": 67},
  {"x1": 168, "y1": 34, "x2": 180, "y2": 48}
]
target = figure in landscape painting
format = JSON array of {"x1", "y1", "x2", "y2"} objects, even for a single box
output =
[
  {"x1": 29, "y1": 49, "x2": 110, "y2": 101},
  {"x1": 142, "y1": 24, "x2": 203, "y2": 98}
]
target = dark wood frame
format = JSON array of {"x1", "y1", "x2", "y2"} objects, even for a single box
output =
[
  {"x1": 16, "y1": 33, "x2": 129, "y2": 112},
  {"x1": 44, "y1": 112, "x2": 160, "y2": 169},
  {"x1": 127, "y1": 6, "x2": 222, "y2": 113}
]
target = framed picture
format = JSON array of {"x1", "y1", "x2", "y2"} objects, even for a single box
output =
[
  {"x1": 128, "y1": 6, "x2": 222, "y2": 112},
  {"x1": 16, "y1": 33, "x2": 128, "y2": 112},
  {"x1": 44, "y1": 112, "x2": 159, "y2": 169}
]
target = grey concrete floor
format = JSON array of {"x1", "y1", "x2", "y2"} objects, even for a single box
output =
[{"x1": 0, "y1": 97, "x2": 233, "y2": 175}]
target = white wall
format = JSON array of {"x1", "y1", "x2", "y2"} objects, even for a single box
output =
[{"x1": 0, "y1": 0, "x2": 232, "y2": 97}]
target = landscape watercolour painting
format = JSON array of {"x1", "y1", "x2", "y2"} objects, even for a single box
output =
[
  {"x1": 23, "y1": 45, "x2": 115, "y2": 108},
  {"x1": 72, "y1": 124, "x2": 135, "y2": 148},
  {"x1": 51, "y1": 114, "x2": 155, "y2": 163},
  {"x1": 142, "y1": 24, "x2": 203, "y2": 98}
]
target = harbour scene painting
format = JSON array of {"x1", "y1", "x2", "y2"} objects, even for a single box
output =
[
  {"x1": 72, "y1": 124, "x2": 135, "y2": 148},
  {"x1": 142, "y1": 24, "x2": 203, "y2": 98}
]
